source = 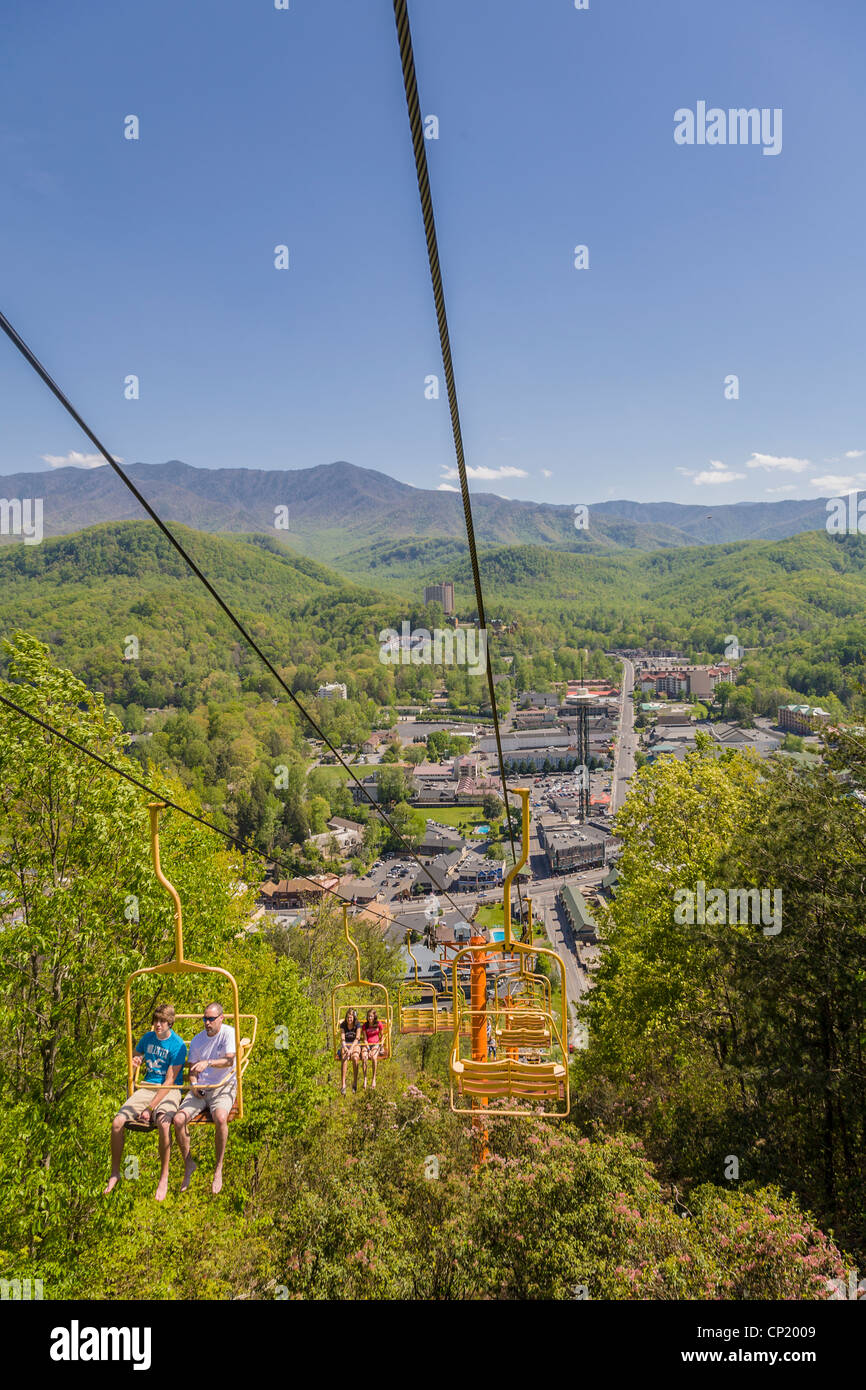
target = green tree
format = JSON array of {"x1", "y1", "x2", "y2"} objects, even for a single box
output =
[
  {"x1": 307, "y1": 795, "x2": 331, "y2": 835},
  {"x1": 376, "y1": 765, "x2": 413, "y2": 805}
]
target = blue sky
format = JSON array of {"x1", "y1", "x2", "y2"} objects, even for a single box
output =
[{"x1": 1, "y1": 0, "x2": 864, "y2": 507}]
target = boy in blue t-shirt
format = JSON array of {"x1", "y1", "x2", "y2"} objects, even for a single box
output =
[{"x1": 105, "y1": 1004, "x2": 187, "y2": 1202}]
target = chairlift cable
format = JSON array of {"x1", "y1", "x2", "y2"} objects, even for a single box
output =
[
  {"x1": 392, "y1": 0, "x2": 526, "y2": 920},
  {"x1": 0, "y1": 307, "x2": 464, "y2": 915},
  {"x1": 0, "y1": 687, "x2": 417, "y2": 933}
]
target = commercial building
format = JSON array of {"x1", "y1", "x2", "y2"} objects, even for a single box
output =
[
  {"x1": 637, "y1": 665, "x2": 733, "y2": 699},
  {"x1": 646, "y1": 720, "x2": 783, "y2": 761},
  {"x1": 558, "y1": 884, "x2": 598, "y2": 942},
  {"x1": 454, "y1": 776, "x2": 501, "y2": 804},
  {"x1": 518, "y1": 691, "x2": 559, "y2": 710},
  {"x1": 455, "y1": 853, "x2": 503, "y2": 893},
  {"x1": 362, "y1": 729, "x2": 398, "y2": 754},
  {"x1": 409, "y1": 849, "x2": 463, "y2": 895},
  {"x1": 538, "y1": 815, "x2": 609, "y2": 872},
  {"x1": 513, "y1": 707, "x2": 559, "y2": 730},
  {"x1": 777, "y1": 704, "x2": 833, "y2": 735},
  {"x1": 258, "y1": 874, "x2": 340, "y2": 911},
  {"x1": 316, "y1": 682, "x2": 347, "y2": 700},
  {"x1": 424, "y1": 582, "x2": 455, "y2": 616},
  {"x1": 418, "y1": 825, "x2": 465, "y2": 858}
]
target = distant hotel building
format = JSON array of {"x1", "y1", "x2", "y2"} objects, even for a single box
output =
[
  {"x1": 777, "y1": 704, "x2": 833, "y2": 735},
  {"x1": 317, "y1": 682, "x2": 347, "y2": 700},
  {"x1": 637, "y1": 664, "x2": 733, "y2": 699},
  {"x1": 424, "y1": 582, "x2": 455, "y2": 617}
]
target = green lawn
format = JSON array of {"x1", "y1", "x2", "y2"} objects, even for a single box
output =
[
  {"x1": 309, "y1": 764, "x2": 351, "y2": 786},
  {"x1": 419, "y1": 806, "x2": 501, "y2": 831},
  {"x1": 475, "y1": 905, "x2": 504, "y2": 928},
  {"x1": 474, "y1": 904, "x2": 531, "y2": 930}
]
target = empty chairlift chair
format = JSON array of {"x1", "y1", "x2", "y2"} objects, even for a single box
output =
[
  {"x1": 449, "y1": 788, "x2": 570, "y2": 1118},
  {"x1": 398, "y1": 933, "x2": 440, "y2": 1034}
]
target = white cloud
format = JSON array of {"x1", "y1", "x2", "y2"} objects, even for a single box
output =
[
  {"x1": 440, "y1": 464, "x2": 528, "y2": 483},
  {"x1": 436, "y1": 483, "x2": 459, "y2": 492},
  {"x1": 680, "y1": 460, "x2": 744, "y2": 486},
  {"x1": 541, "y1": 469, "x2": 552, "y2": 479},
  {"x1": 745, "y1": 452, "x2": 810, "y2": 473},
  {"x1": 693, "y1": 468, "x2": 746, "y2": 486},
  {"x1": 809, "y1": 473, "x2": 866, "y2": 492},
  {"x1": 823, "y1": 450, "x2": 864, "y2": 464},
  {"x1": 40, "y1": 450, "x2": 119, "y2": 469}
]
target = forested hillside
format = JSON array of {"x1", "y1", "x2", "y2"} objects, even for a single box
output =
[
  {"x1": 320, "y1": 529, "x2": 866, "y2": 716},
  {"x1": 576, "y1": 731, "x2": 866, "y2": 1263},
  {"x1": 1, "y1": 521, "x2": 865, "y2": 865}
]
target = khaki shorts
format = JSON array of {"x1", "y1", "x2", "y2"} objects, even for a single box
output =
[
  {"x1": 118, "y1": 1086, "x2": 181, "y2": 1122},
  {"x1": 179, "y1": 1080, "x2": 236, "y2": 1118}
]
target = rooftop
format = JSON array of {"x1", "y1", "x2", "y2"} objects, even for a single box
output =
[{"x1": 559, "y1": 884, "x2": 598, "y2": 930}]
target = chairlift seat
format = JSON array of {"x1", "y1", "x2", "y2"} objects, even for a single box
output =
[
  {"x1": 495, "y1": 1019, "x2": 552, "y2": 1049},
  {"x1": 398, "y1": 1005, "x2": 437, "y2": 1034},
  {"x1": 124, "y1": 1036, "x2": 252, "y2": 1129},
  {"x1": 451, "y1": 1056, "x2": 566, "y2": 1101}
]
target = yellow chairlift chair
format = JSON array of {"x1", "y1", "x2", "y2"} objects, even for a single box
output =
[
  {"x1": 123, "y1": 804, "x2": 257, "y2": 1131},
  {"x1": 449, "y1": 789, "x2": 570, "y2": 1118},
  {"x1": 398, "y1": 932, "x2": 440, "y2": 1034},
  {"x1": 331, "y1": 907, "x2": 393, "y2": 1060}
]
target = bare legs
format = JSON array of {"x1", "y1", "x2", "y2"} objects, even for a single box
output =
[
  {"x1": 173, "y1": 1110, "x2": 198, "y2": 1192},
  {"x1": 212, "y1": 1111, "x2": 228, "y2": 1194},
  {"x1": 173, "y1": 1108, "x2": 228, "y2": 1195},
  {"x1": 104, "y1": 1113, "x2": 127, "y2": 1194},
  {"x1": 340, "y1": 1049, "x2": 360, "y2": 1094},
  {"x1": 154, "y1": 1120, "x2": 172, "y2": 1202},
  {"x1": 105, "y1": 1111, "x2": 173, "y2": 1200}
]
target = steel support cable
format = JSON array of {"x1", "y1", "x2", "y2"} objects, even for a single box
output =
[
  {"x1": 392, "y1": 0, "x2": 526, "y2": 916},
  {"x1": 0, "y1": 308, "x2": 464, "y2": 918},
  {"x1": 0, "y1": 688, "x2": 406, "y2": 934}
]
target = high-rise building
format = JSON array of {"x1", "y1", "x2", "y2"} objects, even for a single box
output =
[{"x1": 424, "y1": 582, "x2": 455, "y2": 616}]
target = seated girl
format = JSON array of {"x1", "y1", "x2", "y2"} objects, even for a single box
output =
[
  {"x1": 339, "y1": 1008, "x2": 362, "y2": 1094},
  {"x1": 361, "y1": 1009, "x2": 385, "y2": 1090}
]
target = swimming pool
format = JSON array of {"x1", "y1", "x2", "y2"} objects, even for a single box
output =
[
  {"x1": 476, "y1": 824, "x2": 490, "y2": 834},
  {"x1": 489, "y1": 928, "x2": 505, "y2": 941}
]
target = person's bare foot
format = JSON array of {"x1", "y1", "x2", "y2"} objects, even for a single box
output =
[
  {"x1": 180, "y1": 1159, "x2": 198, "y2": 1193},
  {"x1": 212, "y1": 1168, "x2": 223, "y2": 1196},
  {"x1": 155, "y1": 1175, "x2": 169, "y2": 1202},
  {"x1": 103, "y1": 1174, "x2": 120, "y2": 1195}
]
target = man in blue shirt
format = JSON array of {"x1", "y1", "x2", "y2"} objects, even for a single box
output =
[{"x1": 105, "y1": 1003, "x2": 187, "y2": 1202}]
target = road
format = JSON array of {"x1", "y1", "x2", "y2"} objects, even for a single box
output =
[
  {"x1": 376, "y1": 666, "x2": 639, "y2": 1036},
  {"x1": 611, "y1": 655, "x2": 636, "y2": 814}
]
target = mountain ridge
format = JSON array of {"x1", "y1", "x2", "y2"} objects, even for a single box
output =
[{"x1": 0, "y1": 458, "x2": 836, "y2": 556}]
